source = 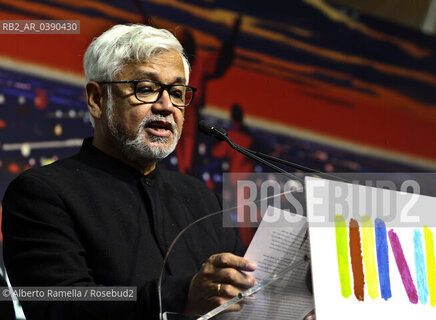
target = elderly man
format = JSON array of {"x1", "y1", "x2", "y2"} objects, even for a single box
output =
[{"x1": 2, "y1": 24, "x2": 257, "y2": 320}]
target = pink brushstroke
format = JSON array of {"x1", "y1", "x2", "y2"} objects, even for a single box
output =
[{"x1": 388, "y1": 229, "x2": 418, "y2": 304}]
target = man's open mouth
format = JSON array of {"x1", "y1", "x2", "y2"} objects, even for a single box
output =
[{"x1": 145, "y1": 121, "x2": 173, "y2": 137}]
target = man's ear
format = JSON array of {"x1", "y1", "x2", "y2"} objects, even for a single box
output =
[{"x1": 86, "y1": 82, "x2": 104, "y2": 120}]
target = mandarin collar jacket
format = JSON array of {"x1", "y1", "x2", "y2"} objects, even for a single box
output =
[{"x1": 2, "y1": 137, "x2": 243, "y2": 320}]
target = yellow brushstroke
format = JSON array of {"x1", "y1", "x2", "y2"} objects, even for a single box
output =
[
  {"x1": 361, "y1": 215, "x2": 379, "y2": 299},
  {"x1": 423, "y1": 226, "x2": 436, "y2": 307}
]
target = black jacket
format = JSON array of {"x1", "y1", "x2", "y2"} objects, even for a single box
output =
[{"x1": 2, "y1": 138, "x2": 243, "y2": 320}]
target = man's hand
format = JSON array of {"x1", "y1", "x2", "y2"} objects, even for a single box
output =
[
  {"x1": 304, "y1": 309, "x2": 316, "y2": 320},
  {"x1": 184, "y1": 253, "x2": 257, "y2": 316}
]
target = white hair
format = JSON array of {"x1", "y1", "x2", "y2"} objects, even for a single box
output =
[{"x1": 84, "y1": 24, "x2": 190, "y2": 127}]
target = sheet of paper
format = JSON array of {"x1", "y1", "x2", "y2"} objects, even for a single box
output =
[
  {"x1": 306, "y1": 177, "x2": 436, "y2": 320},
  {"x1": 221, "y1": 206, "x2": 314, "y2": 320}
]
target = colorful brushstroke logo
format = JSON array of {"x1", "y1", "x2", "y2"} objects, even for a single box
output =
[{"x1": 334, "y1": 214, "x2": 436, "y2": 306}]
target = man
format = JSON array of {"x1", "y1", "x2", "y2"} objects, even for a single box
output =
[{"x1": 1, "y1": 24, "x2": 257, "y2": 320}]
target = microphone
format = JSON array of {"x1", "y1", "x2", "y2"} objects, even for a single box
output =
[
  {"x1": 199, "y1": 120, "x2": 303, "y2": 182},
  {"x1": 198, "y1": 120, "x2": 228, "y2": 141},
  {"x1": 198, "y1": 120, "x2": 349, "y2": 183}
]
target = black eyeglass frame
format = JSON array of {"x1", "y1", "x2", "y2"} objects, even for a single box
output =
[{"x1": 97, "y1": 79, "x2": 197, "y2": 107}]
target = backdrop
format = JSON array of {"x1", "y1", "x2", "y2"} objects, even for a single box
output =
[{"x1": 1, "y1": 0, "x2": 436, "y2": 271}]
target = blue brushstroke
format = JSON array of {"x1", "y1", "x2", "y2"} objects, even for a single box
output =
[
  {"x1": 414, "y1": 228, "x2": 429, "y2": 304},
  {"x1": 375, "y1": 218, "x2": 392, "y2": 300}
]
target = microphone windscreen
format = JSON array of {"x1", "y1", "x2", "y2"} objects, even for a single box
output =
[
  {"x1": 198, "y1": 120, "x2": 214, "y2": 136},
  {"x1": 198, "y1": 120, "x2": 228, "y2": 141}
]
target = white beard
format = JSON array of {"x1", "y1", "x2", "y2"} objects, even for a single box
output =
[{"x1": 105, "y1": 93, "x2": 180, "y2": 164}]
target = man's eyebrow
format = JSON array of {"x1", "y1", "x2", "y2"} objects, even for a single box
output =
[{"x1": 133, "y1": 71, "x2": 186, "y2": 84}]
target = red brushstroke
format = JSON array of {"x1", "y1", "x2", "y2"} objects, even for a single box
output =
[{"x1": 349, "y1": 218, "x2": 365, "y2": 301}]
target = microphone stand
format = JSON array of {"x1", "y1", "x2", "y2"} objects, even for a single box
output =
[
  {"x1": 240, "y1": 146, "x2": 350, "y2": 183},
  {"x1": 219, "y1": 134, "x2": 304, "y2": 182}
]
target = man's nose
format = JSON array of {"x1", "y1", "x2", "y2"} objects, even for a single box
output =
[{"x1": 152, "y1": 89, "x2": 174, "y2": 114}]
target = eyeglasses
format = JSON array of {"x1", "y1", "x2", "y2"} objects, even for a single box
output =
[{"x1": 97, "y1": 79, "x2": 197, "y2": 107}]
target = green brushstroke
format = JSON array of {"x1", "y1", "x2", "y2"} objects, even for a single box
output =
[{"x1": 335, "y1": 214, "x2": 352, "y2": 298}]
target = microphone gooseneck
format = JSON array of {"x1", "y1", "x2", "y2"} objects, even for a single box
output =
[
  {"x1": 198, "y1": 120, "x2": 349, "y2": 183},
  {"x1": 198, "y1": 120, "x2": 303, "y2": 182}
]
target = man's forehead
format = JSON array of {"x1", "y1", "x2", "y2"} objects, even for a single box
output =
[
  {"x1": 131, "y1": 70, "x2": 185, "y2": 84},
  {"x1": 119, "y1": 51, "x2": 185, "y2": 83}
]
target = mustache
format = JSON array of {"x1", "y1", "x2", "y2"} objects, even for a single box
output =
[{"x1": 141, "y1": 114, "x2": 177, "y2": 132}]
